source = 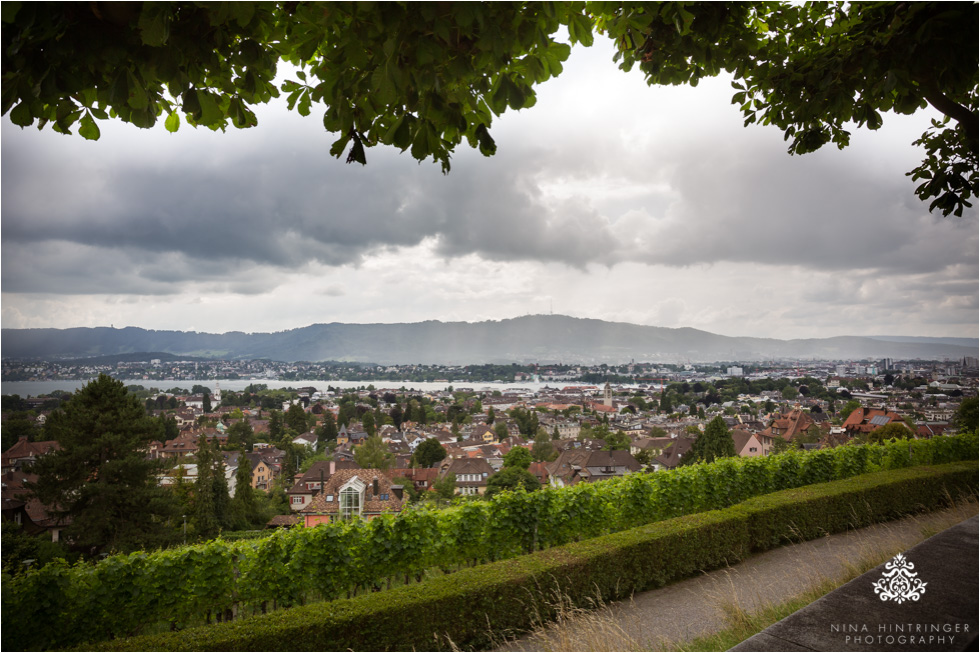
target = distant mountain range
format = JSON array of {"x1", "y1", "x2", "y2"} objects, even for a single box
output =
[{"x1": 2, "y1": 315, "x2": 976, "y2": 364}]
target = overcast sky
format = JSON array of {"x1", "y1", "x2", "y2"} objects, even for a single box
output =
[{"x1": 2, "y1": 36, "x2": 977, "y2": 341}]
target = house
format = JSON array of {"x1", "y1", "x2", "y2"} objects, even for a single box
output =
[
  {"x1": 385, "y1": 467, "x2": 440, "y2": 494},
  {"x1": 2, "y1": 437, "x2": 60, "y2": 473},
  {"x1": 442, "y1": 457, "x2": 495, "y2": 496},
  {"x1": 527, "y1": 461, "x2": 551, "y2": 486},
  {"x1": 842, "y1": 408, "x2": 905, "y2": 437},
  {"x1": 629, "y1": 436, "x2": 674, "y2": 458},
  {"x1": 470, "y1": 424, "x2": 497, "y2": 443},
  {"x1": 760, "y1": 407, "x2": 815, "y2": 441},
  {"x1": 732, "y1": 429, "x2": 768, "y2": 457},
  {"x1": 546, "y1": 448, "x2": 593, "y2": 487},
  {"x1": 1, "y1": 469, "x2": 69, "y2": 542},
  {"x1": 299, "y1": 469, "x2": 404, "y2": 525},
  {"x1": 250, "y1": 455, "x2": 279, "y2": 490},
  {"x1": 292, "y1": 431, "x2": 317, "y2": 448},
  {"x1": 286, "y1": 460, "x2": 360, "y2": 511},
  {"x1": 581, "y1": 450, "x2": 641, "y2": 482},
  {"x1": 158, "y1": 434, "x2": 200, "y2": 459},
  {"x1": 652, "y1": 436, "x2": 697, "y2": 470}
]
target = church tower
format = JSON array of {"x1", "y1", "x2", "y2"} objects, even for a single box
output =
[{"x1": 603, "y1": 382, "x2": 613, "y2": 408}]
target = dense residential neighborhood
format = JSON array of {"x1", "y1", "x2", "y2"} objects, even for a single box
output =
[{"x1": 3, "y1": 354, "x2": 977, "y2": 553}]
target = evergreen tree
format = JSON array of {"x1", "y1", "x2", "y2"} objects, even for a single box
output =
[
  {"x1": 27, "y1": 374, "x2": 178, "y2": 555},
  {"x1": 390, "y1": 404, "x2": 404, "y2": 430},
  {"x1": 229, "y1": 448, "x2": 256, "y2": 529},
  {"x1": 285, "y1": 402, "x2": 309, "y2": 433},
  {"x1": 193, "y1": 435, "x2": 223, "y2": 539},
  {"x1": 486, "y1": 406, "x2": 496, "y2": 425},
  {"x1": 362, "y1": 411, "x2": 376, "y2": 437},
  {"x1": 155, "y1": 413, "x2": 180, "y2": 441},
  {"x1": 337, "y1": 401, "x2": 355, "y2": 427},
  {"x1": 316, "y1": 412, "x2": 339, "y2": 452},
  {"x1": 684, "y1": 416, "x2": 736, "y2": 465},
  {"x1": 268, "y1": 410, "x2": 285, "y2": 442},
  {"x1": 226, "y1": 419, "x2": 255, "y2": 451},
  {"x1": 202, "y1": 392, "x2": 212, "y2": 414},
  {"x1": 278, "y1": 445, "x2": 298, "y2": 490}
]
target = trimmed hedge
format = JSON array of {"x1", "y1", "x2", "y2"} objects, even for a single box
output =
[
  {"x1": 7, "y1": 432, "x2": 975, "y2": 651},
  {"x1": 87, "y1": 461, "x2": 978, "y2": 652}
]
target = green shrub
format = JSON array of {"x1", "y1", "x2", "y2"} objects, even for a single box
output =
[
  {"x1": 6, "y1": 432, "x2": 975, "y2": 651},
  {"x1": 86, "y1": 461, "x2": 977, "y2": 652}
]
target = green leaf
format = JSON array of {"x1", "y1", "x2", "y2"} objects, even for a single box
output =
[
  {"x1": 196, "y1": 90, "x2": 223, "y2": 125},
  {"x1": 138, "y1": 5, "x2": 171, "y2": 47},
  {"x1": 165, "y1": 111, "x2": 180, "y2": 132},
  {"x1": 1, "y1": 1, "x2": 22, "y2": 24},
  {"x1": 181, "y1": 89, "x2": 201, "y2": 119},
  {"x1": 126, "y1": 71, "x2": 148, "y2": 110},
  {"x1": 297, "y1": 89, "x2": 311, "y2": 117},
  {"x1": 9, "y1": 101, "x2": 33, "y2": 127},
  {"x1": 78, "y1": 112, "x2": 100, "y2": 140}
]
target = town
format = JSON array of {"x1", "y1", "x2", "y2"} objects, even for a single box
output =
[{"x1": 4, "y1": 355, "x2": 977, "y2": 551}]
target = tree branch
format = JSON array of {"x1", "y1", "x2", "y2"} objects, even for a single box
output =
[{"x1": 920, "y1": 85, "x2": 979, "y2": 156}]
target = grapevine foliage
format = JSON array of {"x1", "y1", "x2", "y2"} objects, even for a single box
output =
[{"x1": 2, "y1": 432, "x2": 976, "y2": 650}]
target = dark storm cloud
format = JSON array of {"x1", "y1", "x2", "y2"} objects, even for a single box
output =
[
  {"x1": 1, "y1": 90, "x2": 976, "y2": 300},
  {"x1": 1, "y1": 120, "x2": 618, "y2": 295}
]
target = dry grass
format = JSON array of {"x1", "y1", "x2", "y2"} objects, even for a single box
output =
[{"x1": 491, "y1": 498, "x2": 977, "y2": 653}]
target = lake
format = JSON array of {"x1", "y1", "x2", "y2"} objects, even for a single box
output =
[{"x1": 1, "y1": 379, "x2": 651, "y2": 397}]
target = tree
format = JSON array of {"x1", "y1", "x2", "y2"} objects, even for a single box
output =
[
  {"x1": 361, "y1": 411, "x2": 376, "y2": 437},
  {"x1": 634, "y1": 448, "x2": 654, "y2": 466},
  {"x1": 494, "y1": 422, "x2": 510, "y2": 441},
  {"x1": 503, "y1": 446, "x2": 533, "y2": 471},
  {"x1": 869, "y1": 422, "x2": 914, "y2": 443},
  {"x1": 389, "y1": 404, "x2": 404, "y2": 430},
  {"x1": 531, "y1": 429, "x2": 557, "y2": 462},
  {"x1": 268, "y1": 410, "x2": 285, "y2": 442},
  {"x1": 486, "y1": 406, "x2": 496, "y2": 425},
  {"x1": 278, "y1": 444, "x2": 299, "y2": 490},
  {"x1": 953, "y1": 398, "x2": 978, "y2": 433},
  {"x1": 781, "y1": 386, "x2": 799, "y2": 401},
  {"x1": 391, "y1": 476, "x2": 421, "y2": 504},
  {"x1": 229, "y1": 448, "x2": 257, "y2": 529},
  {"x1": 353, "y1": 434, "x2": 394, "y2": 471},
  {"x1": 4, "y1": 3, "x2": 975, "y2": 214},
  {"x1": 839, "y1": 400, "x2": 862, "y2": 421},
  {"x1": 431, "y1": 472, "x2": 457, "y2": 502},
  {"x1": 649, "y1": 426, "x2": 669, "y2": 439},
  {"x1": 285, "y1": 402, "x2": 309, "y2": 434},
  {"x1": 202, "y1": 392, "x2": 212, "y2": 414},
  {"x1": 192, "y1": 434, "x2": 230, "y2": 540},
  {"x1": 484, "y1": 466, "x2": 540, "y2": 498},
  {"x1": 26, "y1": 374, "x2": 177, "y2": 555},
  {"x1": 226, "y1": 419, "x2": 255, "y2": 451},
  {"x1": 683, "y1": 416, "x2": 736, "y2": 465},
  {"x1": 316, "y1": 412, "x2": 339, "y2": 452},
  {"x1": 411, "y1": 437, "x2": 447, "y2": 468},
  {"x1": 601, "y1": 430, "x2": 632, "y2": 452}
]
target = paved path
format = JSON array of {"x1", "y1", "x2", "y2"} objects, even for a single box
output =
[
  {"x1": 498, "y1": 507, "x2": 977, "y2": 652},
  {"x1": 733, "y1": 515, "x2": 978, "y2": 652}
]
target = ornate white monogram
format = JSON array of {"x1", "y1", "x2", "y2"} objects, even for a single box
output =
[{"x1": 872, "y1": 553, "x2": 927, "y2": 604}]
